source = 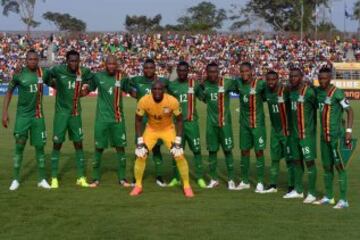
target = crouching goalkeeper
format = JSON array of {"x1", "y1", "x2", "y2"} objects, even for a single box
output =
[{"x1": 130, "y1": 81, "x2": 194, "y2": 198}]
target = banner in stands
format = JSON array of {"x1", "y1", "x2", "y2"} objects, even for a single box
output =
[{"x1": 344, "y1": 90, "x2": 360, "y2": 100}]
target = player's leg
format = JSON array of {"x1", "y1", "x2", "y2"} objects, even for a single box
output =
[
  {"x1": 284, "y1": 137, "x2": 295, "y2": 193},
  {"x1": 301, "y1": 137, "x2": 317, "y2": 203},
  {"x1": 264, "y1": 130, "x2": 282, "y2": 193},
  {"x1": 253, "y1": 127, "x2": 267, "y2": 193},
  {"x1": 314, "y1": 140, "x2": 335, "y2": 205},
  {"x1": 331, "y1": 140, "x2": 349, "y2": 209},
  {"x1": 206, "y1": 124, "x2": 220, "y2": 188},
  {"x1": 152, "y1": 141, "x2": 165, "y2": 186},
  {"x1": 68, "y1": 115, "x2": 88, "y2": 187},
  {"x1": 238, "y1": 125, "x2": 252, "y2": 189},
  {"x1": 30, "y1": 117, "x2": 50, "y2": 189},
  {"x1": 90, "y1": 121, "x2": 108, "y2": 186},
  {"x1": 9, "y1": 117, "x2": 32, "y2": 190},
  {"x1": 220, "y1": 124, "x2": 236, "y2": 190},
  {"x1": 50, "y1": 113, "x2": 68, "y2": 188}
]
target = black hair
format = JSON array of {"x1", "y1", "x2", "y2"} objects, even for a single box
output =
[
  {"x1": 26, "y1": 49, "x2": 38, "y2": 58},
  {"x1": 144, "y1": 58, "x2": 155, "y2": 65},
  {"x1": 66, "y1": 50, "x2": 80, "y2": 61},
  {"x1": 206, "y1": 61, "x2": 218, "y2": 70},
  {"x1": 240, "y1": 62, "x2": 252, "y2": 69},
  {"x1": 177, "y1": 61, "x2": 189, "y2": 68},
  {"x1": 266, "y1": 70, "x2": 278, "y2": 77},
  {"x1": 319, "y1": 66, "x2": 332, "y2": 74},
  {"x1": 289, "y1": 67, "x2": 303, "y2": 76}
]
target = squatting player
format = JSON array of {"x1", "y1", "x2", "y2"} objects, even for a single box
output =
[
  {"x1": 82, "y1": 55, "x2": 132, "y2": 187},
  {"x1": 284, "y1": 68, "x2": 317, "y2": 203},
  {"x1": 127, "y1": 59, "x2": 167, "y2": 187},
  {"x1": 2, "y1": 50, "x2": 51, "y2": 190},
  {"x1": 236, "y1": 62, "x2": 267, "y2": 193},
  {"x1": 263, "y1": 70, "x2": 295, "y2": 194},
  {"x1": 45, "y1": 50, "x2": 95, "y2": 188},
  {"x1": 314, "y1": 67, "x2": 353, "y2": 209},
  {"x1": 130, "y1": 81, "x2": 194, "y2": 197},
  {"x1": 197, "y1": 62, "x2": 238, "y2": 190},
  {"x1": 167, "y1": 61, "x2": 207, "y2": 188}
]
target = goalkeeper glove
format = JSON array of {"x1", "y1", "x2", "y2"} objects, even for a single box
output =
[
  {"x1": 135, "y1": 137, "x2": 148, "y2": 158},
  {"x1": 170, "y1": 136, "x2": 184, "y2": 157}
]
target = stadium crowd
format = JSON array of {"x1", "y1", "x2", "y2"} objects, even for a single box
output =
[{"x1": 1, "y1": 32, "x2": 360, "y2": 83}]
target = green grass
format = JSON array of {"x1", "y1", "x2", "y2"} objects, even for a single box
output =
[{"x1": 0, "y1": 96, "x2": 360, "y2": 240}]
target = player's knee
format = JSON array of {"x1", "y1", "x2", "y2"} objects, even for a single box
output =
[
  {"x1": 255, "y1": 150, "x2": 263, "y2": 158},
  {"x1": 241, "y1": 150, "x2": 250, "y2": 157},
  {"x1": 294, "y1": 159, "x2": 303, "y2": 166},
  {"x1": 335, "y1": 163, "x2": 344, "y2": 172},
  {"x1": 115, "y1": 147, "x2": 124, "y2": 153},
  {"x1": 96, "y1": 148, "x2": 104, "y2": 153},
  {"x1": 224, "y1": 150, "x2": 232, "y2": 157},
  {"x1": 322, "y1": 165, "x2": 332, "y2": 172},
  {"x1": 73, "y1": 141, "x2": 83, "y2": 150},
  {"x1": 53, "y1": 143, "x2": 62, "y2": 151},
  {"x1": 305, "y1": 160, "x2": 315, "y2": 168}
]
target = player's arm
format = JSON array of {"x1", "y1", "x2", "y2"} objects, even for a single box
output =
[
  {"x1": 338, "y1": 91, "x2": 354, "y2": 144},
  {"x1": 43, "y1": 67, "x2": 56, "y2": 88},
  {"x1": 2, "y1": 75, "x2": 18, "y2": 128},
  {"x1": 81, "y1": 74, "x2": 98, "y2": 97},
  {"x1": 121, "y1": 76, "x2": 136, "y2": 98}
]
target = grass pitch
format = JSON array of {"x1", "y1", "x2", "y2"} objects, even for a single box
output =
[{"x1": 0, "y1": 96, "x2": 359, "y2": 240}]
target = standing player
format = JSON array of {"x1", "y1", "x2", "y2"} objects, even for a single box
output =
[
  {"x1": 197, "y1": 62, "x2": 237, "y2": 190},
  {"x1": 2, "y1": 50, "x2": 51, "y2": 190},
  {"x1": 236, "y1": 62, "x2": 267, "y2": 193},
  {"x1": 283, "y1": 68, "x2": 317, "y2": 203},
  {"x1": 128, "y1": 59, "x2": 167, "y2": 187},
  {"x1": 262, "y1": 70, "x2": 295, "y2": 194},
  {"x1": 81, "y1": 55, "x2": 131, "y2": 187},
  {"x1": 314, "y1": 67, "x2": 353, "y2": 209},
  {"x1": 130, "y1": 81, "x2": 194, "y2": 197},
  {"x1": 46, "y1": 50, "x2": 95, "y2": 188},
  {"x1": 167, "y1": 61, "x2": 207, "y2": 188}
]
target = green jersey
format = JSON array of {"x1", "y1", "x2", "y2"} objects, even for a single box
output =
[
  {"x1": 167, "y1": 78, "x2": 200, "y2": 122},
  {"x1": 8, "y1": 67, "x2": 50, "y2": 118},
  {"x1": 236, "y1": 79, "x2": 266, "y2": 128},
  {"x1": 198, "y1": 78, "x2": 237, "y2": 127},
  {"x1": 89, "y1": 71, "x2": 132, "y2": 123},
  {"x1": 46, "y1": 64, "x2": 94, "y2": 114},
  {"x1": 129, "y1": 76, "x2": 168, "y2": 101},
  {"x1": 289, "y1": 84, "x2": 317, "y2": 139},
  {"x1": 265, "y1": 85, "x2": 290, "y2": 135},
  {"x1": 316, "y1": 85, "x2": 350, "y2": 141}
]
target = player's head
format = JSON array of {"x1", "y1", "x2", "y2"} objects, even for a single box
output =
[
  {"x1": 105, "y1": 55, "x2": 118, "y2": 75},
  {"x1": 240, "y1": 62, "x2": 253, "y2": 83},
  {"x1": 151, "y1": 80, "x2": 165, "y2": 103},
  {"x1": 206, "y1": 62, "x2": 219, "y2": 83},
  {"x1": 143, "y1": 58, "x2": 156, "y2": 79},
  {"x1": 265, "y1": 70, "x2": 279, "y2": 90},
  {"x1": 66, "y1": 50, "x2": 80, "y2": 72},
  {"x1": 176, "y1": 61, "x2": 189, "y2": 81},
  {"x1": 26, "y1": 49, "x2": 39, "y2": 70},
  {"x1": 289, "y1": 67, "x2": 303, "y2": 88},
  {"x1": 318, "y1": 66, "x2": 332, "y2": 89}
]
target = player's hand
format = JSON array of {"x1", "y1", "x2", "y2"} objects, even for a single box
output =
[
  {"x1": 345, "y1": 132, "x2": 352, "y2": 146},
  {"x1": 135, "y1": 137, "x2": 148, "y2": 158},
  {"x1": 170, "y1": 136, "x2": 183, "y2": 158},
  {"x1": 2, "y1": 112, "x2": 9, "y2": 128}
]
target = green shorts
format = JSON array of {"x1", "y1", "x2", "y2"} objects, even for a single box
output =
[
  {"x1": 183, "y1": 120, "x2": 201, "y2": 153},
  {"x1": 95, "y1": 120, "x2": 127, "y2": 149},
  {"x1": 206, "y1": 122, "x2": 233, "y2": 152},
  {"x1": 14, "y1": 116, "x2": 46, "y2": 146},
  {"x1": 320, "y1": 138, "x2": 344, "y2": 167},
  {"x1": 239, "y1": 124, "x2": 266, "y2": 151},
  {"x1": 53, "y1": 113, "x2": 83, "y2": 143},
  {"x1": 270, "y1": 129, "x2": 291, "y2": 161},
  {"x1": 290, "y1": 135, "x2": 316, "y2": 161}
]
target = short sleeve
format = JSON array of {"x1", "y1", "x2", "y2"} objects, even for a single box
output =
[
  {"x1": 336, "y1": 89, "x2": 350, "y2": 109},
  {"x1": 8, "y1": 74, "x2": 19, "y2": 92},
  {"x1": 88, "y1": 74, "x2": 98, "y2": 92}
]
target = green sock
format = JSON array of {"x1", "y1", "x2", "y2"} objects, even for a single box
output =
[
  {"x1": 307, "y1": 163, "x2": 317, "y2": 196},
  {"x1": 295, "y1": 161, "x2": 304, "y2": 193},
  {"x1": 338, "y1": 169, "x2": 347, "y2": 201},
  {"x1": 323, "y1": 166, "x2": 334, "y2": 199},
  {"x1": 172, "y1": 159, "x2": 180, "y2": 180},
  {"x1": 117, "y1": 151, "x2": 126, "y2": 180},
  {"x1": 13, "y1": 143, "x2": 25, "y2": 180},
  {"x1": 208, "y1": 151, "x2": 218, "y2": 180},
  {"x1": 241, "y1": 155, "x2": 250, "y2": 184},
  {"x1": 256, "y1": 155, "x2": 265, "y2": 183},
  {"x1": 51, "y1": 149, "x2": 60, "y2": 178},
  {"x1": 286, "y1": 160, "x2": 295, "y2": 188},
  {"x1": 270, "y1": 159, "x2": 280, "y2": 185},
  {"x1": 35, "y1": 146, "x2": 45, "y2": 181},
  {"x1": 92, "y1": 150, "x2": 102, "y2": 181},
  {"x1": 193, "y1": 152, "x2": 203, "y2": 179},
  {"x1": 152, "y1": 146, "x2": 163, "y2": 177},
  {"x1": 75, "y1": 149, "x2": 85, "y2": 178},
  {"x1": 224, "y1": 151, "x2": 234, "y2": 181}
]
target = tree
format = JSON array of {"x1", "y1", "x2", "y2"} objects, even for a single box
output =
[
  {"x1": 228, "y1": 4, "x2": 251, "y2": 31},
  {"x1": 237, "y1": 0, "x2": 329, "y2": 32},
  {"x1": 177, "y1": 1, "x2": 227, "y2": 31},
  {"x1": 353, "y1": 0, "x2": 360, "y2": 31},
  {"x1": 43, "y1": 11, "x2": 86, "y2": 32},
  {"x1": 125, "y1": 14, "x2": 162, "y2": 32},
  {"x1": 1, "y1": 0, "x2": 44, "y2": 33},
  {"x1": 317, "y1": 20, "x2": 337, "y2": 32}
]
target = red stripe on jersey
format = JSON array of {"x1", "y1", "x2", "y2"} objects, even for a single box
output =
[
  {"x1": 278, "y1": 86, "x2": 289, "y2": 136},
  {"x1": 72, "y1": 68, "x2": 82, "y2": 116},
  {"x1": 322, "y1": 86, "x2": 336, "y2": 142},
  {"x1": 218, "y1": 77, "x2": 225, "y2": 127},
  {"x1": 187, "y1": 77, "x2": 194, "y2": 121},
  {"x1": 297, "y1": 85, "x2": 308, "y2": 139},
  {"x1": 35, "y1": 67, "x2": 43, "y2": 119},
  {"x1": 249, "y1": 80, "x2": 257, "y2": 128},
  {"x1": 114, "y1": 71, "x2": 122, "y2": 122}
]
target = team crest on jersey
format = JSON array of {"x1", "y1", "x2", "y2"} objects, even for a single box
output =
[
  {"x1": 324, "y1": 96, "x2": 332, "y2": 105},
  {"x1": 250, "y1": 88, "x2": 256, "y2": 95},
  {"x1": 298, "y1": 96, "x2": 305, "y2": 102},
  {"x1": 218, "y1": 86, "x2": 225, "y2": 93},
  {"x1": 277, "y1": 96, "x2": 284, "y2": 103},
  {"x1": 188, "y1": 87, "x2": 194, "y2": 94},
  {"x1": 163, "y1": 107, "x2": 171, "y2": 113},
  {"x1": 115, "y1": 81, "x2": 121, "y2": 87}
]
